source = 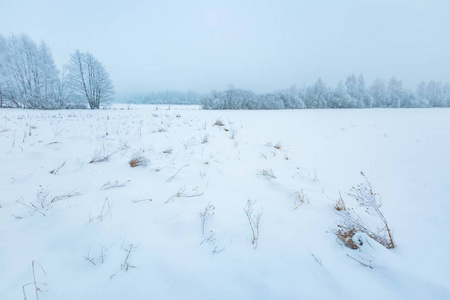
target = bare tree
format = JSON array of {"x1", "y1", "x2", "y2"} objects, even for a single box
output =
[{"x1": 67, "y1": 50, "x2": 114, "y2": 109}]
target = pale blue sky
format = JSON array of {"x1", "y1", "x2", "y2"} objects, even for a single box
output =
[{"x1": 1, "y1": 0, "x2": 449, "y2": 95}]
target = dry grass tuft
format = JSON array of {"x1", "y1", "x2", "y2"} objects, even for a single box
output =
[
  {"x1": 89, "y1": 153, "x2": 109, "y2": 164},
  {"x1": 290, "y1": 189, "x2": 309, "y2": 209},
  {"x1": 129, "y1": 154, "x2": 149, "y2": 168},
  {"x1": 334, "y1": 192, "x2": 346, "y2": 211}
]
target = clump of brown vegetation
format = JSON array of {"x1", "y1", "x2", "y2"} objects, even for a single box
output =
[
  {"x1": 129, "y1": 154, "x2": 149, "y2": 168},
  {"x1": 336, "y1": 226, "x2": 359, "y2": 249}
]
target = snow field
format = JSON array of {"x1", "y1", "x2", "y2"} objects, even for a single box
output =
[{"x1": 0, "y1": 105, "x2": 449, "y2": 299}]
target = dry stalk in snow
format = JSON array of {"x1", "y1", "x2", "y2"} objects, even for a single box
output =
[
  {"x1": 199, "y1": 202, "x2": 215, "y2": 235},
  {"x1": 49, "y1": 160, "x2": 67, "y2": 175},
  {"x1": 100, "y1": 180, "x2": 130, "y2": 190},
  {"x1": 51, "y1": 190, "x2": 81, "y2": 203},
  {"x1": 289, "y1": 189, "x2": 309, "y2": 209},
  {"x1": 121, "y1": 244, "x2": 136, "y2": 271},
  {"x1": 165, "y1": 186, "x2": 204, "y2": 204},
  {"x1": 22, "y1": 260, "x2": 47, "y2": 300},
  {"x1": 89, "y1": 197, "x2": 112, "y2": 222},
  {"x1": 258, "y1": 168, "x2": 276, "y2": 180},
  {"x1": 166, "y1": 164, "x2": 190, "y2": 183},
  {"x1": 244, "y1": 199, "x2": 263, "y2": 248}
]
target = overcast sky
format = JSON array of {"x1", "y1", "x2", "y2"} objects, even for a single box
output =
[{"x1": 1, "y1": 0, "x2": 449, "y2": 95}]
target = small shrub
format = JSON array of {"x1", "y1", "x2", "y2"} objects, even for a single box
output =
[{"x1": 335, "y1": 172, "x2": 394, "y2": 250}]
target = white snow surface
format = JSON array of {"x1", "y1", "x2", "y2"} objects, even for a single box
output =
[{"x1": 0, "y1": 105, "x2": 449, "y2": 299}]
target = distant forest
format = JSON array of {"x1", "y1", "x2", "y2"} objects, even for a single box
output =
[
  {"x1": 124, "y1": 75, "x2": 450, "y2": 109},
  {"x1": 201, "y1": 76, "x2": 450, "y2": 109}
]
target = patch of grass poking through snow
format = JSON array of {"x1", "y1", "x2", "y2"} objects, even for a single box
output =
[
  {"x1": 335, "y1": 172, "x2": 395, "y2": 250},
  {"x1": 89, "y1": 151, "x2": 110, "y2": 164},
  {"x1": 100, "y1": 180, "x2": 131, "y2": 190},
  {"x1": 129, "y1": 153, "x2": 149, "y2": 168}
]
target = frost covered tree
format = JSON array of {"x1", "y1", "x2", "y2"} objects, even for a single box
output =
[
  {"x1": 426, "y1": 81, "x2": 445, "y2": 107},
  {"x1": 369, "y1": 79, "x2": 387, "y2": 107},
  {"x1": 344, "y1": 74, "x2": 372, "y2": 108},
  {"x1": 0, "y1": 34, "x2": 60, "y2": 108},
  {"x1": 67, "y1": 50, "x2": 114, "y2": 109},
  {"x1": 258, "y1": 93, "x2": 285, "y2": 109},
  {"x1": 276, "y1": 89, "x2": 306, "y2": 109},
  {"x1": 357, "y1": 75, "x2": 373, "y2": 108},
  {"x1": 303, "y1": 78, "x2": 329, "y2": 108},
  {"x1": 329, "y1": 81, "x2": 355, "y2": 108},
  {"x1": 386, "y1": 77, "x2": 403, "y2": 108}
]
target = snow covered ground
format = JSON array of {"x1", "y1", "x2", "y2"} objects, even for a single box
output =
[{"x1": 0, "y1": 105, "x2": 449, "y2": 299}]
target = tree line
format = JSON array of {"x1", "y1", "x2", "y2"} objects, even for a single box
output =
[
  {"x1": 202, "y1": 76, "x2": 450, "y2": 109},
  {"x1": 2, "y1": 34, "x2": 450, "y2": 110},
  {"x1": 0, "y1": 34, "x2": 114, "y2": 109}
]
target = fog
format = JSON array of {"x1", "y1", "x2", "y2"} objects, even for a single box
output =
[{"x1": 1, "y1": 0, "x2": 449, "y2": 95}]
